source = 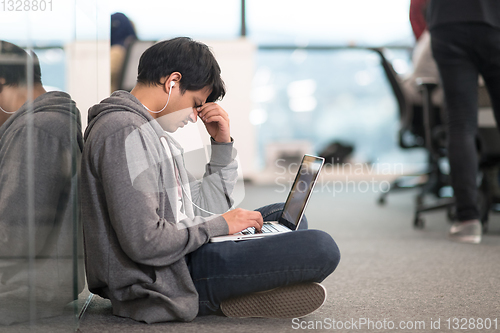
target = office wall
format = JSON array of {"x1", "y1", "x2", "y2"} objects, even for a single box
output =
[
  {"x1": 205, "y1": 39, "x2": 257, "y2": 179},
  {"x1": 170, "y1": 39, "x2": 258, "y2": 180},
  {"x1": 66, "y1": 41, "x2": 110, "y2": 129}
]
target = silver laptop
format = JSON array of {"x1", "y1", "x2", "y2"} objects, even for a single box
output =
[{"x1": 210, "y1": 154, "x2": 325, "y2": 242}]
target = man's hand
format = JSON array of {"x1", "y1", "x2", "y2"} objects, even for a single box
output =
[
  {"x1": 222, "y1": 208, "x2": 263, "y2": 234},
  {"x1": 197, "y1": 103, "x2": 231, "y2": 143}
]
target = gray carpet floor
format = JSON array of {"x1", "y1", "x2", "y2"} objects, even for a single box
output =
[{"x1": 5, "y1": 183, "x2": 500, "y2": 332}]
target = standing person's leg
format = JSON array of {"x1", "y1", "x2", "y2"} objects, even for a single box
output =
[
  {"x1": 186, "y1": 203, "x2": 340, "y2": 317},
  {"x1": 481, "y1": 68, "x2": 500, "y2": 127},
  {"x1": 475, "y1": 24, "x2": 500, "y2": 227},
  {"x1": 476, "y1": 25, "x2": 500, "y2": 138},
  {"x1": 431, "y1": 24, "x2": 481, "y2": 243}
]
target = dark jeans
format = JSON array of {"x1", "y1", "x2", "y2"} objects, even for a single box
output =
[
  {"x1": 186, "y1": 203, "x2": 341, "y2": 316},
  {"x1": 431, "y1": 23, "x2": 500, "y2": 221}
]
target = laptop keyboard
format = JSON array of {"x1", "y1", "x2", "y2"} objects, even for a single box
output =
[{"x1": 241, "y1": 222, "x2": 290, "y2": 235}]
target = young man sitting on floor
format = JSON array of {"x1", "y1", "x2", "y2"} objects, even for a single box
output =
[{"x1": 80, "y1": 37, "x2": 340, "y2": 323}]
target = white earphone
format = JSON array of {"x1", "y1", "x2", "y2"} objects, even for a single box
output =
[
  {"x1": 142, "y1": 81, "x2": 175, "y2": 114},
  {"x1": 159, "y1": 136, "x2": 218, "y2": 216},
  {"x1": 0, "y1": 106, "x2": 16, "y2": 114},
  {"x1": 179, "y1": 182, "x2": 218, "y2": 216}
]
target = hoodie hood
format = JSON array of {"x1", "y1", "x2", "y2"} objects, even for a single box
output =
[
  {"x1": 85, "y1": 90, "x2": 166, "y2": 141},
  {"x1": 0, "y1": 90, "x2": 81, "y2": 138}
]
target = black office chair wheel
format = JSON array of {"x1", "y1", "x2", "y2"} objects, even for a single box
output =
[
  {"x1": 482, "y1": 220, "x2": 489, "y2": 233},
  {"x1": 446, "y1": 204, "x2": 456, "y2": 222},
  {"x1": 479, "y1": 188, "x2": 490, "y2": 234},
  {"x1": 413, "y1": 216, "x2": 425, "y2": 229},
  {"x1": 378, "y1": 196, "x2": 386, "y2": 206}
]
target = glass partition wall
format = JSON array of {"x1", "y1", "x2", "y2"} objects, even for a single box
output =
[
  {"x1": 0, "y1": 2, "x2": 109, "y2": 331},
  {"x1": 0, "y1": 0, "x2": 420, "y2": 329}
]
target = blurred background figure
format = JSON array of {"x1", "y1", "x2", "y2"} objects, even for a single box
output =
[
  {"x1": 401, "y1": 0, "x2": 442, "y2": 108},
  {"x1": 111, "y1": 12, "x2": 138, "y2": 92},
  {"x1": 0, "y1": 41, "x2": 84, "y2": 325},
  {"x1": 429, "y1": 0, "x2": 500, "y2": 243},
  {"x1": 409, "y1": 0, "x2": 428, "y2": 41}
]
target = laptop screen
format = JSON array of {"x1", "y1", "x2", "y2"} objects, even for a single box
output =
[{"x1": 279, "y1": 155, "x2": 324, "y2": 230}]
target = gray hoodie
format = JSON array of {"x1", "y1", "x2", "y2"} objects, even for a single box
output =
[
  {"x1": 81, "y1": 91, "x2": 237, "y2": 323},
  {"x1": 0, "y1": 91, "x2": 84, "y2": 325}
]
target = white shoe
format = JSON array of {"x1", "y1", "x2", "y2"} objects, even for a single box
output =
[
  {"x1": 449, "y1": 220, "x2": 482, "y2": 244},
  {"x1": 220, "y1": 282, "x2": 327, "y2": 319}
]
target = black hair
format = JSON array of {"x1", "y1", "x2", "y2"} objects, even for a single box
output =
[
  {"x1": 111, "y1": 12, "x2": 137, "y2": 47},
  {"x1": 137, "y1": 37, "x2": 225, "y2": 102},
  {"x1": 0, "y1": 41, "x2": 42, "y2": 86}
]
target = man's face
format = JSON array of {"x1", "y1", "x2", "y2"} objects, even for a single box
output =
[{"x1": 158, "y1": 85, "x2": 212, "y2": 133}]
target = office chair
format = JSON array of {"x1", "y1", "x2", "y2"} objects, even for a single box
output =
[
  {"x1": 370, "y1": 48, "x2": 445, "y2": 206},
  {"x1": 412, "y1": 79, "x2": 453, "y2": 228},
  {"x1": 117, "y1": 40, "x2": 156, "y2": 91}
]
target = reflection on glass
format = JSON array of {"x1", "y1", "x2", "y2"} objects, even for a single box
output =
[{"x1": 0, "y1": 41, "x2": 84, "y2": 326}]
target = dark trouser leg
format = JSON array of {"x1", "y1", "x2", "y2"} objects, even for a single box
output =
[
  {"x1": 431, "y1": 24, "x2": 480, "y2": 221},
  {"x1": 187, "y1": 203, "x2": 340, "y2": 316},
  {"x1": 477, "y1": 25, "x2": 500, "y2": 145}
]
